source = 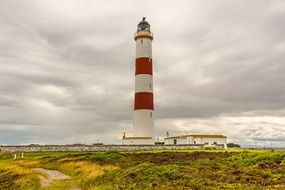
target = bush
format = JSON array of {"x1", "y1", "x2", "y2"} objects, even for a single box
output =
[{"x1": 227, "y1": 143, "x2": 241, "y2": 148}]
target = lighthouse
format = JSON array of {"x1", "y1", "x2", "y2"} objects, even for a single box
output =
[{"x1": 123, "y1": 17, "x2": 155, "y2": 145}]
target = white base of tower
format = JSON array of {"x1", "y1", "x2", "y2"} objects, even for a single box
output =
[
  {"x1": 134, "y1": 110, "x2": 154, "y2": 137},
  {"x1": 122, "y1": 137, "x2": 155, "y2": 145}
]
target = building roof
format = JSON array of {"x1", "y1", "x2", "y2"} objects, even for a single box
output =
[
  {"x1": 137, "y1": 17, "x2": 150, "y2": 30},
  {"x1": 191, "y1": 134, "x2": 226, "y2": 138},
  {"x1": 164, "y1": 134, "x2": 226, "y2": 140},
  {"x1": 123, "y1": 137, "x2": 153, "y2": 140}
]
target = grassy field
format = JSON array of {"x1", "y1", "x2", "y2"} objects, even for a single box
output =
[{"x1": 0, "y1": 150, "x2": 284, "y2": 189}]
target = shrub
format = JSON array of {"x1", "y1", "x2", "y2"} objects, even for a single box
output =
[{"x1": 227, "y1": 143, "x2": 241, "y2": 148}]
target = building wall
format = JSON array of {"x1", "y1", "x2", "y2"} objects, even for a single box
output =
[
  {"x1": 164, "y1": 136, "x2": 227, "y2": 149},
  {"x1": 191, "y1": 137, "x2": 227, "y2": 147},
  {"x1": 164, "y1": 138, "x2": 188, "y2": 145}
]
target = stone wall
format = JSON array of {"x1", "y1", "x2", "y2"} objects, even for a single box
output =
[{"x1": 0, "y1": 144, "x2": 223, "y2": 152}]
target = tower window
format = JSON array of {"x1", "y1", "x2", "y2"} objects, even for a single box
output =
[
  {"x1": 141, "y1": 39, "x2": 143, "y2": 44},
  {"x1": 150, "y1": 112, "x2": 152, "y2": 118},
  {"x1": 149, "y1": 83, "x2": 152, "y2": 90}
]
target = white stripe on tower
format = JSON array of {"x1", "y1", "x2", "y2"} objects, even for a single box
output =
[
  {"x1": 134, "y1": 18, "x2": 154, "y2": 138},
  {"x1": 136, "y1": 39, "x2": 152, "y2": 58},
  {"x1": 135, "y1": 74, "x2": 153, "y2": 93}
]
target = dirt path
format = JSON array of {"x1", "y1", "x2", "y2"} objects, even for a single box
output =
[{"x1": 33, "y1": 168, "x2": 80, "y2": 189}]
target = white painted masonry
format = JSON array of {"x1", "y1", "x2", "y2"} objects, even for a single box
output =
[
  {"x1": 164, "y1": 135, "x2": 227, "y2": 149},
  {"x1": 135, "y1": 74, "x2": 153, "y2": 93},
  {"x1": 136, "y1": 38, "x2": 152, "y2": 58},
  {"x1": 134, "y1": 110, "x2": 154, "y2": 137}
]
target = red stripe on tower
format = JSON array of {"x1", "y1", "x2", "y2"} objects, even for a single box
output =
[
  {"x1": 134, "y1": 92, "x2": 154, "y2": 110},
  {"x1": 135, "y1": 58, "x2": 152, "y2": 75}
]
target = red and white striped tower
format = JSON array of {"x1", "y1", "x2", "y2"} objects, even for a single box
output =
[
  {"x1": 133, "y1": 17, "x2": 154, "y2": 140},
  {"x1": 122, "y1": 17, "x2": 154, "y2": 145}
]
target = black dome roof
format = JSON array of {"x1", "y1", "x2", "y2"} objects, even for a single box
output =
[{"x1": 137, "y1": 17, "x2": 150, "y2": 30}]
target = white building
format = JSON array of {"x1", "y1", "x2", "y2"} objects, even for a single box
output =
[{"x1": 164, "y1": 134, "x2": 227, "y2": 149}]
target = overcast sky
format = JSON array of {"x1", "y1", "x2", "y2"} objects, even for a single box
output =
[{"x1": 0, "y1": 0, "x2": 284, "y2": 147}]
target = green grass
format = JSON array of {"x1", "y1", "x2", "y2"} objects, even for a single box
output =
[
  {"x1": 20, "y1": 151, "x2": 84, "y2": 159},
  {"x1": 0, "y1": 150, "x2": 284, "y2": 190},
  {"x1": 0, "y1": 160, "x2": 41, "y2": 190},
  {"x1": 229, "y1": 150, "x2": 285, "y2": 165},
  {"x1": 82, "y1": 152, "x2": 124, "y2": 164}
]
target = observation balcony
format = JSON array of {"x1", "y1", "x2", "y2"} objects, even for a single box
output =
[{"x1": 134, "y1": 31, "x2": 153, "y2": 41}]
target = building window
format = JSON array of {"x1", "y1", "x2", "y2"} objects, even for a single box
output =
[
  {"x1": 141, "y1": 39, "x2": 143, "y2": 44},
  {"x1": 150, "y1": 112, "x2": 152, "y2": 118},
  {"x1": 213, "y1": 142, "x2": 217, "y2": 145},
  {"x1": 149, "y1": 83, "x2": 152, "y2": 90},
  {"x1": 174, "y1": 139, "x2": 177, "y2": 145},
  {"x1": 194, "y1": 141, "x2": 196, "y2": 144}
]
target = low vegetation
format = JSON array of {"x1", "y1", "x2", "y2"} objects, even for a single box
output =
[{"x1": 0, "y1": 150, "x2": 284, "y2": 189}]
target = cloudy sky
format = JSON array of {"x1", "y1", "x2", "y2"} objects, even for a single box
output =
[{"x1": 0, "y1": 0, "x2": 285, "y2": 147}]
